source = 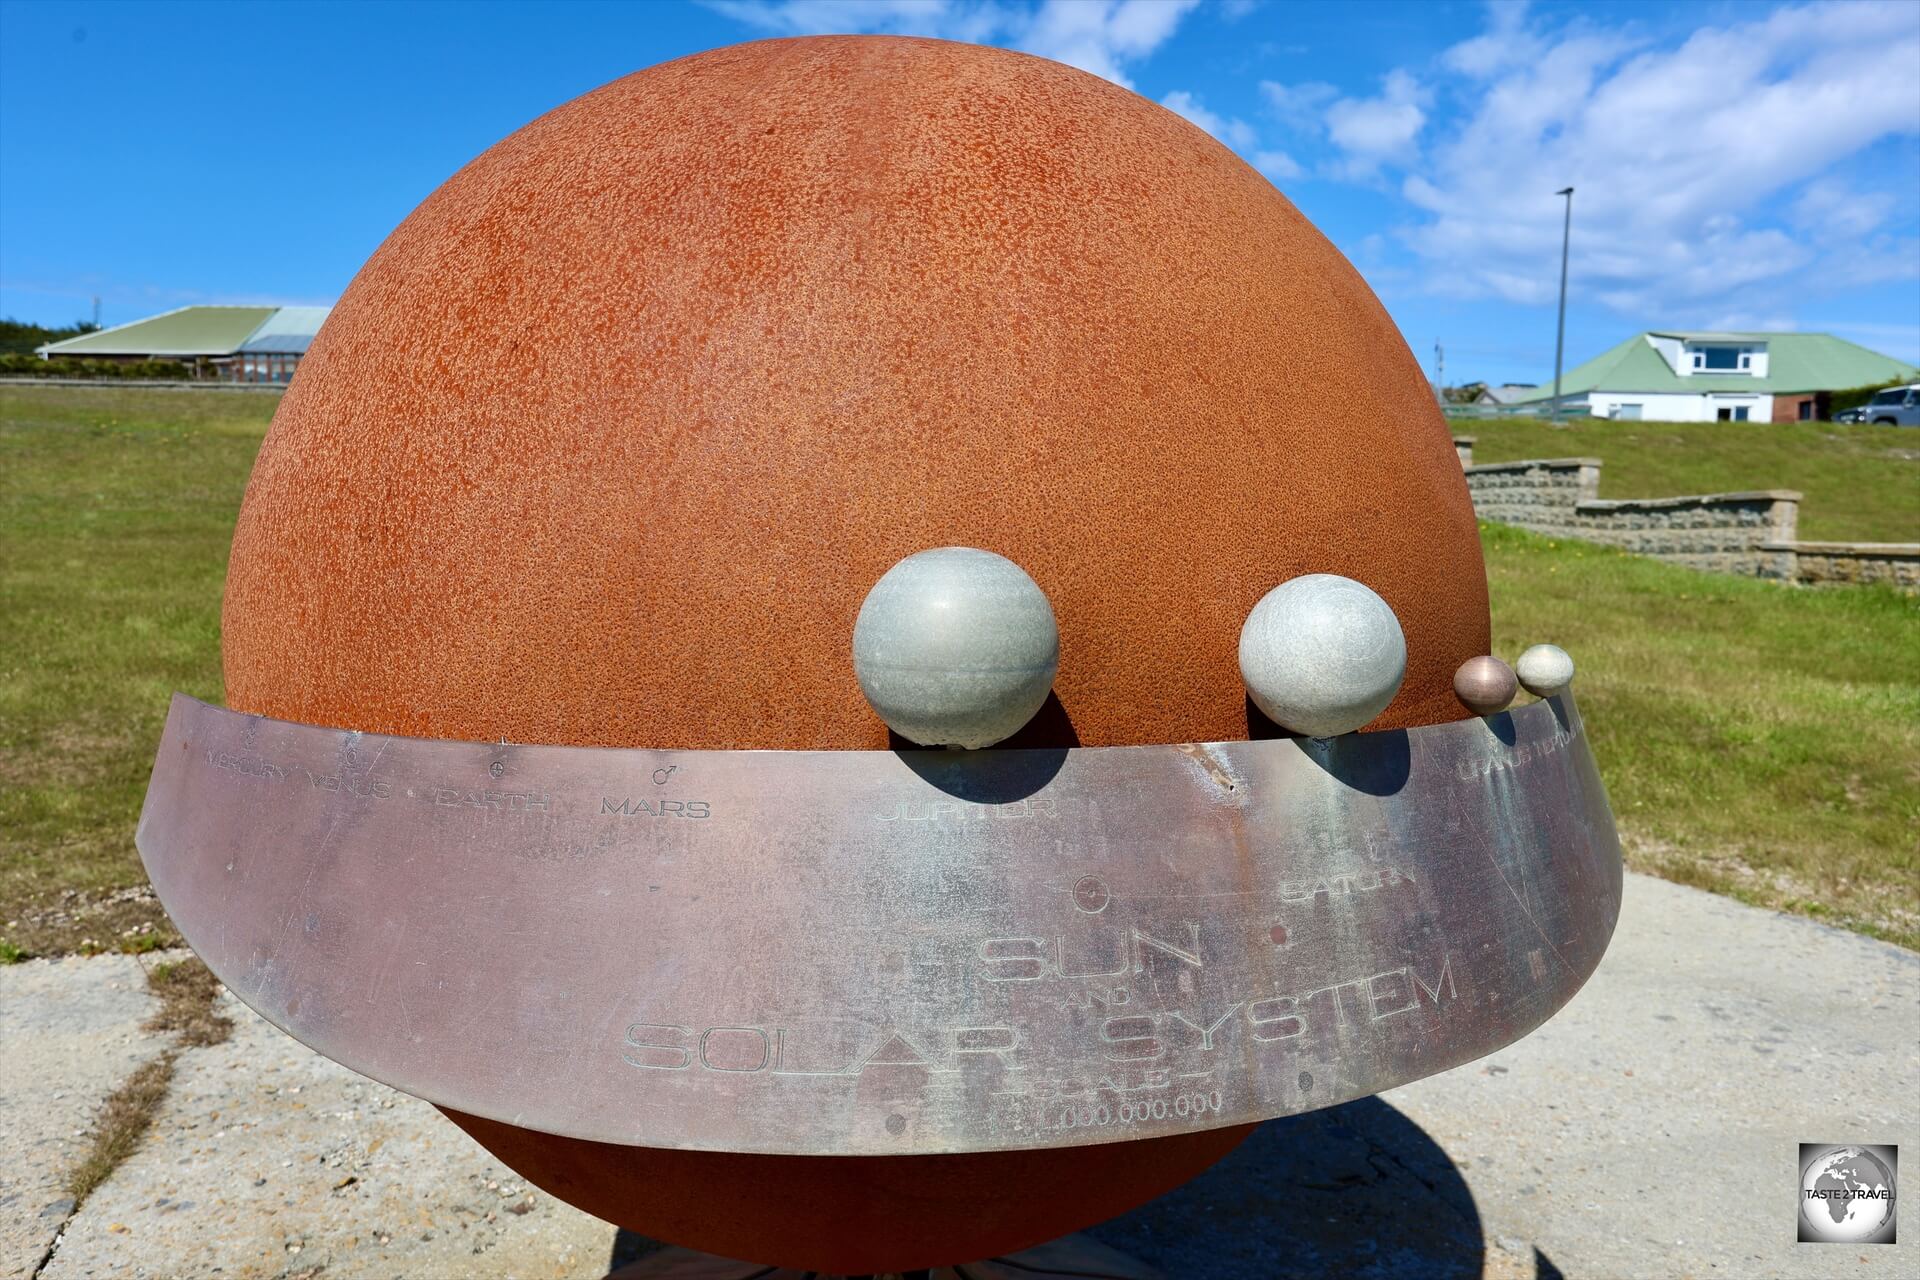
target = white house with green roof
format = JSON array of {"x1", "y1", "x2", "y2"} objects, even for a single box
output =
[
  {"x1": 35, "y1": 304, "x2": 330, "y2": 383},
  {"x1": 1512, "y1": 331, "x2": 1917, "y2": 423}
]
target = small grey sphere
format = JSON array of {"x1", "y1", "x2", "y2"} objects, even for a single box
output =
[
  {"x1": 852, "y1": 547, "x2": 1059, "y2": 749},
  {"x1": 1238, "y1": 574, "x2": 1407, "y2": 739},
  {"x1": 1453, "y1": 655, "x2": 1518, "y2": 716},
  {"x1": 1515, "y1": 643, "x2": 1576, "y2": 698}
]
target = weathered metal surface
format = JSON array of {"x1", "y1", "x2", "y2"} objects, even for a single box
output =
[
  {"x1": 137, "y1": 691, "x2": 1620, "y2": 1159},
  {"x1": 1453, "y1": 655, "x2": 1518, "y2": 716},
  {"x1": 1517, "y1": 643, "x2": 1577, "y2": 698}
]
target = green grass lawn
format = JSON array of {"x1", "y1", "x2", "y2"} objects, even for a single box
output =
[
  {"x1": 1463, "y1": 416, "x2": 1920, "y2": 544},
  {"x1": 1484, "y1": 523, "x2": 1919, "y2": 948},
  {"x1": 0, "y1": 386, "x2": 271, "y2": 954},
  {"x1": 2, "y1": 386, "x2": 1916, "y2": 956}
]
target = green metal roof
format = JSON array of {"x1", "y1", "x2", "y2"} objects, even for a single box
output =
[
  {"x1": 37, "y1": 305, "x2": 278, "y2": 357},
  {"x1": 1514, "y1": 332, "x2": 1918, "y2": 401}
]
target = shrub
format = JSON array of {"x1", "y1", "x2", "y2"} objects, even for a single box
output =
[
  {"x1": 1831, "y1": 378, "x2": 1914, "y2": 415},
  {"x1": 0, "y1": 355, "x2": 194, "y2": 380}
]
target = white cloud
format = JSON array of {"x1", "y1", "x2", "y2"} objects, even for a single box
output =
[
  {"x1": 1023, "y1": 0, "x2": 1199, "y2": 87},
  {"x1": 1324, "y1": 69, "x2": 1428, "y2": 173},
  {"x1": 1698, "y1": 308, "x2": 1799, "y2": 333},
  {"x1": 1160, "y1": 88, "x2": 1304, "y2": 182},
  {"x1": 1160, "y1": 89, "x2": 1258, "y2": 148},
  {"x1": 1253, "y1": 149, "x2": 1303, "y2": 181},
  {"x1": 1387, "y1": 0, "x2": 1920, "y2": 322},
  {"x1": 706, "y1": 0, "x2": 1199, "y2": 89},
  {"x1": 1790, "y1": 186, "x2": 1895, "y2": 242},
  {"x1": 1441, "y1": 0, "x2": 1541, "y2": 79},
  {"x1": 1259, "y1": 79, "x2": 1337, "y2": 133}
]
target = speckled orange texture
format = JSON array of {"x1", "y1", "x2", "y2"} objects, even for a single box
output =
[{"x1": 223, "y1": 35, "x2": 1486, "y2": 751}]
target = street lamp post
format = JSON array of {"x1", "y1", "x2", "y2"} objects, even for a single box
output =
[{"x1": 1551, "y1": 186, "x2": 1574, "y2": 426}]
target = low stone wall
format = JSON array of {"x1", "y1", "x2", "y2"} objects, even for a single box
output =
[
  {"x1": 1565, "y1": 491, "x2": 1802, "y2": 575},
  {"x1": 1460, "y1": 457, "x2": 1603, "y2": 530},
  {"x1": 1760, "y1": 541, "x2": 1920, "y2": 590},
  {"x1": 1453, "y1": 438, "x2": 1917, "y2": 589}
]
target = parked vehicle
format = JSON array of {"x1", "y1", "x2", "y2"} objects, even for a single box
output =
[
  {"x1": 1833, "y1": 407, "x2": 1866, "y2": 423},
  {"x1": 1862, "y1": 384, "x2": 1920, "y2": 426}
]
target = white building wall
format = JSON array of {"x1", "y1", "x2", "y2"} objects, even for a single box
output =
[
  {"x1": 1645, "y1": 334, "x2": 1685, "y2": 374},
  {"x1": 1586, "y1": 392, "x2": 1774, "y2": 422}
]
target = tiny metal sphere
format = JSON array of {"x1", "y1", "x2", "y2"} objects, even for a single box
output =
[
  {"x1": 852, "y1": 547, "x2": 1059, "y2": 749},
  {"x1": 1453, "y1": 655, "x2": 1517, "y2": 716},
  {"x1": 1515, "y1": 643, "x2": 1576, "y2": 698},
  {"x1": 1238, "y1": 574, "x2": 1407, "y2": 739}
]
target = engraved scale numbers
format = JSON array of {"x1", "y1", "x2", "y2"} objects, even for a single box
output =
[{"x1": 1037, "y1": 1087, "x2": 1226, "y2": 1137}]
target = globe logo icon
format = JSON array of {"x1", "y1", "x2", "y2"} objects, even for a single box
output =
[{"x1": 1800, "y1": 1145, "x2": 1897, "y2": 1244}]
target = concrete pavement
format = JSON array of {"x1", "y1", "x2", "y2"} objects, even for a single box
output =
[{"x1": 3, "y1": 873, "x2": 1914, "y2": 1279}]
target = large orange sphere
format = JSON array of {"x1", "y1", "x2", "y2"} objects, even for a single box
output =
[
  {"x1": 224, "y1": 35, "x2": 1483, "y2": 752},
  {"x1": 220, "y1": 34, "x2": 1486, "y2": 1270}
]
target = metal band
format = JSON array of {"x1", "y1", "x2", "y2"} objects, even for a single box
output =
[{"x1": 137, "y1": 693, "x2": 1620, "y2": 1157}]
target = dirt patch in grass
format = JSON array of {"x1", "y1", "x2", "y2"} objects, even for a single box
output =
[
  {"x1": 144, "y1": 957, "x2": 234, "y2": 1048},
  {"x1": 61, "y1": 957, "x2": 232, "y2": 1211},
  {"x1": 1631, "y1": 832, "x2": 1920, "y2": 946},
  {"x1": 63, "y1": 1050, "x2": 180, "y2": 1207},
  {"x1": 1, "y1": 884, "x2": 178, "y2": 962}
]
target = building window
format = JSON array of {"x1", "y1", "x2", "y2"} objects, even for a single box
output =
[
  {"x1": 1716, "y1": 405, "x2": 1751, "y2": 422},
  {"x1": 1798, "y1": 399, "x2": 1813, "y2": 421},
  {"x1": 1613, "y1": 403, "x2": 1643, "y2": 420},
  {"x1": 1691, "y1": 346, "x2": 1752, "y2": 372}
]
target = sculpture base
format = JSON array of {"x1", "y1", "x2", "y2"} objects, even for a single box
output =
[{"x1": 609, "y1": 1233, "x2": 1158, "y2": 1279}]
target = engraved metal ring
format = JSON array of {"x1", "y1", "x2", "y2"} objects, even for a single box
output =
[{"x1": 137, "y1": 692, "x2": 1621, "y2": 1158}]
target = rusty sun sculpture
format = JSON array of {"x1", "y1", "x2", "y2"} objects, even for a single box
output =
[{"x1": 137, "y1": 35, "x2": 1620, "y2": 1279}]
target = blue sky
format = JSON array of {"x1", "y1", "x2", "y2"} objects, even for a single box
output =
[{"x1": 1, "y1": 0, "x2": 1915, "y2": 384}]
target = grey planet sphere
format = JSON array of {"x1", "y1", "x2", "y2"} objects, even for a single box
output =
[
  {"x1": 1515, "y1": 643, "x2": 1576, "y2": 698},
  {"x1": 852, "y1": 547, "x2": 1060, "y2": 749},
  {"x1": 1453, "y1": 655, "x2": 1518, "y2": 716},
  {"x1": 1238, "y1": 574, "x2": 1407, "y2": 739}
]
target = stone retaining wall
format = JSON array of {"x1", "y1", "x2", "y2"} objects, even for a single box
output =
[
  {"x1": 1454, "y1": 438, "x2": 1918, "y2": 589},
  {"x1": 1567, "y1": 491, "x2": 1802, "y2": 575},
  {"x1": 1460, "y1": 457, "x2": 1604, "y2": 531},
  {"x1": 1759, "y1": 541, "x2": 1920, "y2": 590}
]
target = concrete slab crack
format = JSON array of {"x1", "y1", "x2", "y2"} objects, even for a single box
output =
[{"x1": 23, "y1": 957, "x2": 233, "y2": 1278}]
